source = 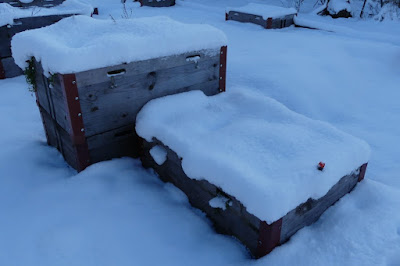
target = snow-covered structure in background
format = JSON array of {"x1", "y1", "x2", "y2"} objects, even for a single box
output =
[
  {"x1": 11, "y1": 15, "x2": 227, "y2": 171},
  {"x1": 137, "y1": 90, "x2": 370, "y2": 258},
  {"x1": 226, "y1": 4, "x2": 297, "y2": 29},
  {"x1": 137, "y1": 0, "x2": 175, "y2": 7},
  {"x1": 0, "y1": 0, "x2": 64, "y2": 8},
  {"x1": 0, "y1": 0, "x2": 93, "y2": 79},
  {"x1": 327, "y1": 0, "x2": 352, "y2": 18}
]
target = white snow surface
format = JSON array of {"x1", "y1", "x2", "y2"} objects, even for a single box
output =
[
  {"x1": 0, "y1": 0, "x2": 93, "y2": 27},
  {"x1": 149, "y1": 145, "x2": 168, "y2": 165},
  {"x1": 11, "y1": 15, "x2": 227, "y2": 75},
  {"x1": 209, "y1": 195, "x2": 231, "y2": 210},
  {"x1": 1, "y1": 0, "x2": 400, "y2": 265},
  {"x1": 327, "y1": 0, "x2": 352, "y2": 14},
  {"x1": 136, "y1": 90, "x2": 370, "y2": 223},
  {"x1": 226, "y1": 3, "x2": 297, "y2": 19}
]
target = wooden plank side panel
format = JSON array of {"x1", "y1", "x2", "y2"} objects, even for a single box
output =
[
  {"x1": 75, "y1": 49, "x2": 220, "y2": 87},
  {"x1": 1, "y1": 57, "x2": 23, "y2": 78},
  {"x1": 87, "y1": 124, "x2": 138, "y2": 162},
  {"x1": 34, "y1": 60, "x2": 69, "y2": 133},
  {"x1": 77, "y1": 56, "x2": 220, "y2": 137},
  {"x1": 271, "y1": 14, "x2": 296, "y2": 29},
  {"x1": 38, "y1": 105, "x2": 79, "y2": 170},
  {"x1": 227, "y1": 11, "x2": 267, "y2": 28},
  {"x1": 141, "y1": 138, "x2": 262, "y2": 256},
  {"x1": 139, "y1": 0, "x2": 175, "y2": 7},
  {"x1": 280, "y1": 170, "x2": 360, "y2": 244}
]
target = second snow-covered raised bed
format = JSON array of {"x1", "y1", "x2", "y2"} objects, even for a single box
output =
[
  {"x1": 136, "y1": 90, "x2": 370, "y2": 258},
  {"x1": 11, "y1": 15, "x2": 227, "y2": 171},
  {"x1": 226, "y1": 3, "x2": 297, "y2": 29},
  {"x1": 0, "y1": 0, "x2": 93, "y2": 79},
  {"x1": 138, "y1": 0, "x2": 175, "y2": 7},
  {"x1": 0, "y1": 0, "x2": 65, "y2": 8}
]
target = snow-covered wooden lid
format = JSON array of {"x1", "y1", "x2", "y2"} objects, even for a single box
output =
[
  {"x1": 11, "y1": 15, "x2": 228, "y2": 74},
  {"x1": 226, "y1": 3, "x2": 297, "y2": 20},
  {"x1": 136, "y1": 90, "x2": 370, "y2": 223},
  {"x1": 0, "y1": 0, "x2": 93, "y2": 27}
]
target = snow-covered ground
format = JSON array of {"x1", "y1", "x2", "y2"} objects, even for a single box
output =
[{"x1": 1, "y1": 0, "x2": 400, "y2": 265}]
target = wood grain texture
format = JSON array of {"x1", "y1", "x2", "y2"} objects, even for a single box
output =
[
  {"x1": 76, "y1": 50, "x2": 220, "y2": 137},
  {"x1": 140, "y1": 137, "x2": 367, "y2": 258},
  {"x1": 226, "y1": 11, "x2": 296, "y2": 29},
  {"x1": 280, "y1": 168, "x2": 360, "y2": 243},
  {"x1": 38, "y1": 105, "x2": 79, "y2": 170},
  {"x1": 139, "y1": 0, "x2": 175, "y2": 7}
]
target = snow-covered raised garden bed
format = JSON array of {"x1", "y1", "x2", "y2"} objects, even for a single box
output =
[
  {"x1": 0, "y1": 0, "x2": 64, "y2": 8},
  {"x1": 138, "y1": 0, "x2": 175, "y2": 8},
  {"x1": 136, "y1": 90, "x2": 370, "y2": 258},
  {"x1": 11, "y1": 15, "x2": 227, "y2": 171},
  {"x1": 226, "y1": 3, "x2": 297, "y2": 29},
  {"x1": 0, "y1": 0, "x2": 93, "y2": 79}
]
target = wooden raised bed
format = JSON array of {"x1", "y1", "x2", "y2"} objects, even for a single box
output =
[
  {"x1": 0, "y1": 14, "x2": 73, "y2": 79},
  {"x1": 140, "y1": 138, "x2": 368, "y2": 258},
  {"x1": 138, "y1": 0, "x2": 175, "y2": 7},
  {"x1": 0, "y1": 1, "x2": 94, "y2": 79},
  {"x1": 226, "y1": 4, "x2": 297, "y2": 29},
  {"x1": 33, "y1": 46, "x2": 227, "y2": 171},
  {"x1": 0, "y1": 0, "x2": 64, "y2": 8}
]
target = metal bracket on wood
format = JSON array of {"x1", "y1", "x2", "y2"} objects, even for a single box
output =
[
  {"x1": 60, "y1": 73, "x2": 90, "y2": 171},
  {"x1": 266, "y1": 18, "x2": 273, "y2": 29},
  {"x1": 358, "y1": 163, "x2": 368, "y2": 182},
  {"x1": 219, "y1": 46, "x2": 227, "y2": 92},
  {"x1": 256, "y1": 218, "x2": 282, "y2": 258}
]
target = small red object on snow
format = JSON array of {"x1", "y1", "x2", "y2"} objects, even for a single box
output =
[{"x1": 318, "y1": 162, "x2": 325, "y2": 171}]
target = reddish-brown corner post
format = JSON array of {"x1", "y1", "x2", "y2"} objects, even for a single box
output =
[
  {"x1": 358, "y1": 163, "x2": 368, "y2": 182},
  {"x1": 219, "y1": 46, "x2": 227, "y2": 92},
  {"x1": 60, "y1": 73, "x2": 91, "y2": 172},
  {"x1": 256, "y1": 218, "x2": 282, "y2": 258}
]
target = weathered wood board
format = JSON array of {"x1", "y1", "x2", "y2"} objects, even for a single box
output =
[
  {"x1": 34, "y1": 46, "x2": 227, "y2": 171},
  {"x1": 140, "y1": 137, "x2": 368, "y2": 258},
  {"x1": 139, "y1": 0, "x2": 175, "y2": 7},
  {"x1": 0, "y1": 14, "x2": 77, "y2": 79},
  {"x1": 226, "y1": 11, "x2": 296, "y2": 29},
  {"x1": 0, "y1": 0, "x2": 65, "y2": 8}
]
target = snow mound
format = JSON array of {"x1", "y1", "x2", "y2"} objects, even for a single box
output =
[
  {"x1": 0, "y1": 0, "x2": 93, "y2": 27},
  {"x1": 11, "y1": 15, "x2": 227, "y2": 75},
  {"x1": 226, "y1": 3, "x2": 297, "y2": 20},
  {"x1": 136, "y1": 90, "x2": 370, "y2": 223}
]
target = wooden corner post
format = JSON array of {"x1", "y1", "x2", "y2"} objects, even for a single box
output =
[
  {"x1": 60, "y1": 73, "x2": 90, "y2": 171},
  {"x1": 256, "y1": 218, "x2": 282, "y2": 258},
  {"x1": 219, "y1": 46, "x2": 227, "y2": 92}
]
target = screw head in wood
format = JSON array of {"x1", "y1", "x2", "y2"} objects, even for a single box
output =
[
  {"x1": 75, "y1": 97, "x2": 79, "y2": 100},
  {"x1": 220, "y1": 77, "x2": 223, "y2": 80},
  {"x1": 72, "y1": 80, "x2": 76, "y2": 84},
  {"x1": 81, "y1": 128, "x2": 85, "y2": 132},
  {"x1": 78, "y1": 113, "x2": 82, "y2": 117}
]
